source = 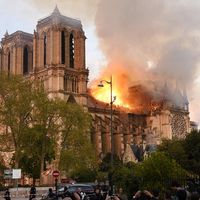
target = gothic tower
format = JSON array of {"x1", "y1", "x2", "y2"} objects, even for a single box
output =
[
  {"x1": 0, "y1": 31, "x2": 33, "y2": 75},
  {"x1": 32, "y1": 6, "x2": 88, "y2": 107}
]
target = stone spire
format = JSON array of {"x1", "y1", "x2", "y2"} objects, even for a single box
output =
[
  {"x1": 4, "y1": 30, "x2": 9, "y2": 37},
  {"x1": 182, "y1": 87, "x2": 189, "y2": 104},
  {"x1": 52, "y1": 5, "x2": 61, "y2": 15}
]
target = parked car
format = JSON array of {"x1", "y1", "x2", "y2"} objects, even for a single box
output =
[{"x1": 58, "y1": 183, "x2": 95, "y2": 200}]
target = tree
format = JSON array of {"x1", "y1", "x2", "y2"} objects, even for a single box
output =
[
  {"x1": 158, "y1": 131, "x2": 200, "y2": 176},
  {"x1": 112, "y1": 162, "x2": 139, "y2": 197},
  {"x1": 0, "y1": 73, "x2": 98, "y2": 184},
  {"x1": 0, "y1": 73, "x2": 35, "y2": 168},
  {"x1": 135, "y1": 152, "x2": 186, "y2": 191},
  {"x1": 183, "y1": 130, "x2": 200, "y2": 175},
  {"x1": 0, "y1": 74, "x2": 59, "y2": 183},
  {"x1": 19, "y1": 125, "x2": 55, "y2": 182},
  {"x1": 58, "y1": 103, "x2": 98, "y2": 177},
  {"x1": 157, "y1": 138, "x2": 186, "y2": 166},
  {"x1": 29, "y1": 86, "x2": 60, "y2": 183}
]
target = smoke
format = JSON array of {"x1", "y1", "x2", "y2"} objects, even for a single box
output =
[
  {"x1": 29, "y1": 0, "x2": 99, "y2": 26},
  {"x1": 94, "y1": 0, "x2": 200, "y2": 123}
]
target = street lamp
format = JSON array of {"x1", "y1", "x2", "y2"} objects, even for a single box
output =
[
  {"x1": 98, "y1": 76, "x2": 114, "y2": 164},
  {"x1": 98, "y1": 76, "x2": 115, "y2": 194}
]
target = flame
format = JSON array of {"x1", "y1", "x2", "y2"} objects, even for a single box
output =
[{"x1": 90, "y1": 68, "x2": 131, "y2": 109}]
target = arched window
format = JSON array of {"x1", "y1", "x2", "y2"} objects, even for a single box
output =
[
  {"x1": 44, "y1": 34, "x2": 47, "y2": 66},
  {"x1": 23, "y1": 46, "x2": 29, "y2": 75},
  {"x1": 69, "y1": 33, "x2": 74, "y2": 68},
  {"x1": 8, "y1": 52, "x2": 10, "y2": 74},
  {"x1": 61, "y1": 31, "x2": 65, "y2": 64}
]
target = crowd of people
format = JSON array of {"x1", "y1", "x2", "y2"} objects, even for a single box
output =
[{"x1": 3, "y1": 181, "x2": 200, "y2": 200}]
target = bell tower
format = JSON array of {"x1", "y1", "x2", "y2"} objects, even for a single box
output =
[{"x1": 32, "y1": 6, "x2": 88, "y2": 107}]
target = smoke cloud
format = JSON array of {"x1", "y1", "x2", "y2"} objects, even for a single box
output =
[
  {"x1": 30, "y1": 0, "x2": 99, "y2": 26},
  {"x1": 94, "y1": 0, "x2": 200, "y2": 123}
]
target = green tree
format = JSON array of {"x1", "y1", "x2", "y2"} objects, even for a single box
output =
[
  {"x1": 0, "y1": 73, "x2": 34, "y2": 168},
  {"x1": 136, "y1": 152, "x2": 186, "y2": 191},
  {"x1": 183, "y1": 130, "x2": 200, "y2": 175},
  {"x1": 30, "y1": 86, "x2": 60, "y2": 183},
  {"x1": 19, "y1": 125, "x2": 55, "y2": 182},
  {"x1": 112, "y1": 162, "x2": 139, "y2": 197},
  {"x1": 158, "y1": 131, "x2": 200, "y2": 176},
  {"x1": 0, "y1": 74, "x2": 58, "y2": 183},
  {"x1": 157, "y1": 138, "x2": 186, "y2": 166},
  {"x1": 58, "y1": 103, "x2": 98, "y2": 177}
]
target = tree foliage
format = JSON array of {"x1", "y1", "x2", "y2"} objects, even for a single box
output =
[
  {"x1": 0, "y1": 73, "x2": 35, "y2": 168},
  {"x1": 30, "y1": 86, "x2": 60, "y2": 183},
  {"x1": 19, "y1": 125, "x2": 56, "y2": 180},
  {"x1": 0, "y1": 73, "x2": 96, "y2": 184},
  {"x1": 58, "y1": 103, "x2": 97, "y2": 176},
  {"x1": 183, "y1": 130, "x2": 200, "y2": 175},
  {"x1": 112, "y1": 163, "x2": 139, "y2": 197},
  {"x1": 158, "y1": 130, "x2": 200, "y2": 176},
  {"x1": 157, "y1": 138, "x2": 186, "y2": 166},
  {"x1": 135, "y1": 152, "x2": 186, "y2": 191}
]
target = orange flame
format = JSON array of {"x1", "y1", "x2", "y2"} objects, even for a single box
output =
[{"x1": 90, "y1": 63, "x2": 132, "y2": 109}]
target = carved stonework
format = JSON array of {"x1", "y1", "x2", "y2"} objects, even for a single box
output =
[{"x1": 171, "y1": 112, "x2": 187, "y2": 138}]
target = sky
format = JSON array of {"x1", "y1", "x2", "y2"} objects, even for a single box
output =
[{"x1": 0, "y1": 0, "x2": 200, "y2": 124}]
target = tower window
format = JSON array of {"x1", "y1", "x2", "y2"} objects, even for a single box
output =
[
  {"x1": 61, "y1": 31, "x2": 65, "y2": 64},
  {"x1": 69, "y1": 33, "x2": 74, "y2": 68},
  {"x1": 44, "y1": 34, "x2": 47, "y2": 66},
  {"x1": 23, "y1": 46, "x2": 29, "y2": 75},
  {"x1": 72, "y1": 77, "x2": 78, "y2": 93}
]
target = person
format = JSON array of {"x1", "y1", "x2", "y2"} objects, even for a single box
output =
[
  {"x1": 4, "y1": 188, "x2": 11, "y2": 200},
  {"x1": 116, "y1": 188, "x2": 127, "y2": 200},
  {"x1": 105, "y1": 194, "x2": 120, "y2": 200},
  {"x1": 132, "y1": 190, "x2": 155, "y2": 200},
  {"x1": 76, "y1": 187, "x2": 86, "y2": 200},
  {"x1": 101, "y1": 184, "x2": 109, "y2": 200},
  {"x1": 29, "y1": 185, "x2": 36, "y2": 200},
  {"x1": 60, "y1": 186, "x2": 71, "y2": 199},
  {"x1": 92, "y1": 187, "x2": 104, "y2": 200},
  {"x1": 170, "y1": 181, "x2": 187, "y2": 200},
  {"x1": 47, "y1": 188, "x2": 56, "y2": 199},
  {"x1": 69, "y1": 188, "x2": 83, "y2": 200}
]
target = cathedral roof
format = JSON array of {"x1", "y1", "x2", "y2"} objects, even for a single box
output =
[
  {"x1": 87, "y1": 94, "x2": 110, "y2": 111},
  {"x1": 37, "y1": 6, "x2": 82, "y2": 30},
  {"x1": 1, "y1": 31, "x2": 33, "y2": 44}
]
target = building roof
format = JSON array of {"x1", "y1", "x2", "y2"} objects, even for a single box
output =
[
  {"x1": 37, "y1": 6, "x2": 82, "y2": 30},
  {"x1": 130, "y1": 144, "x2": 144, "y2": 162},
  {"x1": 1, "y1": 30, "x2": 33, "y2": 44}
]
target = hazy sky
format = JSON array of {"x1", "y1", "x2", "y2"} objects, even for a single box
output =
[{"x1": 1, "y1": 0, "x2": 200, "y2": 124}]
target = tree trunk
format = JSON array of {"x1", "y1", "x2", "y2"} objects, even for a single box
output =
[{"x1": 39, "y1": 148, "x2": 45, "y2": 185}]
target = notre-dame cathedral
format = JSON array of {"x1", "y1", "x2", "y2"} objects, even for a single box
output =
[{"x1": 0, "y1": 7, "x2": 194, "y2": 163}]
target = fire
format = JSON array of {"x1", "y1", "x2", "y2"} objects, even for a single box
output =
[{"x1": 90, "y1": 76, "x2": 131, "y2": 108}]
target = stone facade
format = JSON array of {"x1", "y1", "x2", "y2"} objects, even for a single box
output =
[{"x1": 0, "y1": 7, "x2": 191, "y2": 161}]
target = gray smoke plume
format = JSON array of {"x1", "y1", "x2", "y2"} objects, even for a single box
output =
[
  {"x1": 30, "y1": 0, "x2": 99, "y2": 26},
  {"x1": 95, "y1": 0, "x2": 200, "y2": 123}
]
